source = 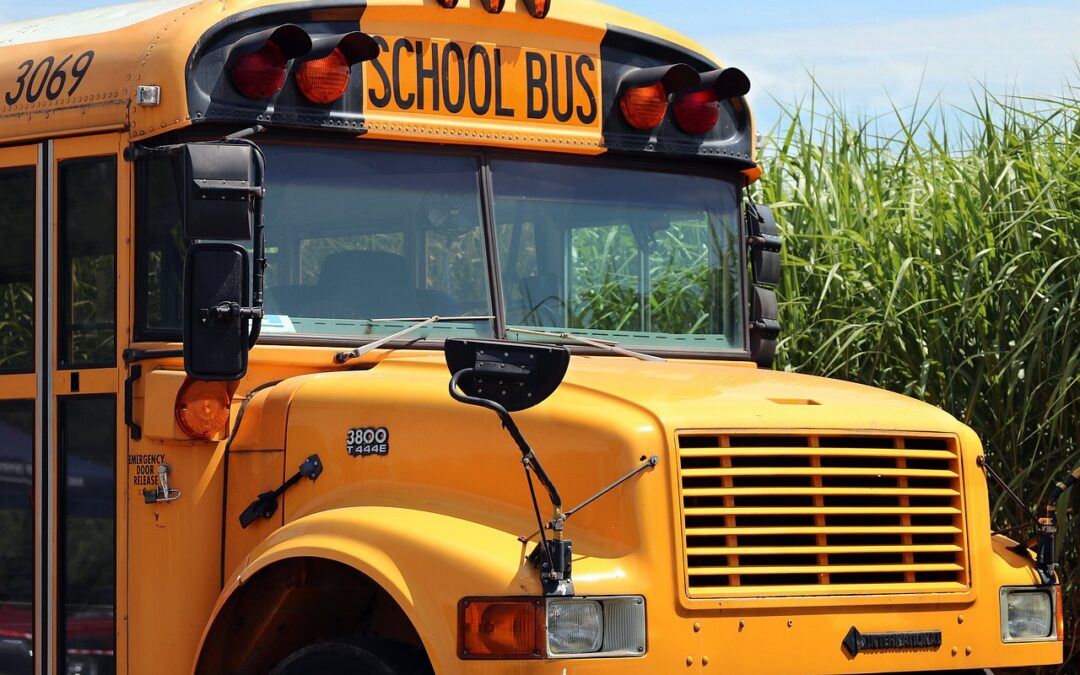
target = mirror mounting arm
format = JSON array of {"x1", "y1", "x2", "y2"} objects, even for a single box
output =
[{"x1": 449, "y1": 368, "x2": 563, "y2": 511}]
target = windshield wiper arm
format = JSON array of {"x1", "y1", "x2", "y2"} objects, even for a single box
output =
[
  {"x1": 334, "y1": 315, "x2": 494, "y2": 364},
  {"x1": 506, "y1": 327, "x2": 665, "y2": 362}
]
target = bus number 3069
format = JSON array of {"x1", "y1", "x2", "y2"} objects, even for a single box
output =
[{"x1": 4, "y1": 50, "x2": 95, "y2": 105}]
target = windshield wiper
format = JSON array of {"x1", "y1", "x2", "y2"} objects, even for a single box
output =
[
  {"x1": 334, "y1": 315, "x2": 494, "y2": 364},
  {"x1": 505, "y1": 327, "x2": 666, "y2": 362}
]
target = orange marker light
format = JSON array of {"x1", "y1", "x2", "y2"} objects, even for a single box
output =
[
  {"x1": 1056, "y1": 585, "x2": 1065, "y2": 641},
  {"x1": 620, "y1": 83, "x2": 668, "y2": 130},
  {"x1": 297, "y1": 48, "x2": 351, "y2": 104},
  {"x1": 230, "y1": 41, "x2": 288, "y2": 99},
  {"x1": 175, "y1": 379, "x2": 231, "y2": 440},
  {"x1": 437, "y1": 0, "x2": 459, "y2": 7},
  {"x1": 459, "y1": 599, "x2": 544, "y2": 659},
  {"x1": 481, "y1": 0, "x2": 505, "y2": 12}
]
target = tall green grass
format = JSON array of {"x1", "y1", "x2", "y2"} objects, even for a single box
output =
[{"x1": 757, "y1": 82, "x2": 1079, "y2": 672}]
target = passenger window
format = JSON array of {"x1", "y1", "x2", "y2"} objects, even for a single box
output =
[
  {"x1": 0, "y1": 399, "x2": 34, "y2": 674},
  {"x1": 0, "y1": 167, "x2": 36, "y2": 372},
  {"x1": 58, "y1": 396, "x2": 116, "y2": 675},
  {"x1": 58, "y1": 158, "x2": 116, "y2": 368}
]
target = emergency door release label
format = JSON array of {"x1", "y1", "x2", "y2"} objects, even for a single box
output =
[{"x1": 347, "y1": 427, "x2": 389, "y2": 457}]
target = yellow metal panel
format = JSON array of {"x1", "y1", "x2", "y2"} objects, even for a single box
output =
[{"x1": 139, "y1": 368, "x2": 187, "y2": 439}]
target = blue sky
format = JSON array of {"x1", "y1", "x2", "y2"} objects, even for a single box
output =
[{"x1": 1, "y1": 0, "x2": 1076, "y2": 131}]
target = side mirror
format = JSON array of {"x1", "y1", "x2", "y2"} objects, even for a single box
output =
[
  {"x1": 747, "y1": 204, "x2": 782, "y2": 287},
  {"x1": 445, "y1": 339, "x2": 570, "y2": 412},
  {"x1": 184, "y1": 243, "x2": 251, "y2": 380},
  {"x1": 175, "y1": 143, "x2": 259, "y2": 241},
  {"x1": 174, "y1": 139, "x2": 266, "y2": 381}
]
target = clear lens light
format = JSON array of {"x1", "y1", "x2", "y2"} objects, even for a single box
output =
[
  {"x1": 548, "y1": 600, "x2": 603, "y2": 654},
  {"x1": 1007, "y1": 591, "x2": 1053, "y2": 639}
]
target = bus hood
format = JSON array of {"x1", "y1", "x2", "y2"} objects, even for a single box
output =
[{"x1": 553, "y1": 355, "x2": 963, "y2": 434}]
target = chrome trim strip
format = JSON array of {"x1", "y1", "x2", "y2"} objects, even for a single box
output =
[
  {"x1": 44, "y1": 138, "x2": 55, "y2": 675},
  {"x1": 34, "y1": 141, "x2": 45, "y2": 675}
]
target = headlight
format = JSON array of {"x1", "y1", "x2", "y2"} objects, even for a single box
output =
[
  {"x1": 547, "y1": 599, "x2": 603, "y2": 654},
  {"x1": 546, "y1": 596, "x2": 646, "y2": 658},
  {"x1": 459, "y1": 595, "x2": 646, "y2": 660},
  {"x1": 1001, "y1": 587, "x2": 1058, "y2": 642}
]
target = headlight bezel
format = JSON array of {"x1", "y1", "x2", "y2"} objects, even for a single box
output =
[
  {"x1": 545, "y1": 595, "x2": 647, "y2": 659},
  {"x1": 1000, "y1": 586, "x2": 1059, "y2": 643}
]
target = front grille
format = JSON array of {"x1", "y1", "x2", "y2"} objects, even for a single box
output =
[{"x1": 677, "y1": 433, "x2": 969, "y2": 598}]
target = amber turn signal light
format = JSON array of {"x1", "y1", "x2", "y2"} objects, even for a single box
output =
[
  {"x1": 620, "y1": 83, "x2": 668, "y2": 130},
  {"x1": 297, "y1": 48, "x2": 351, "y2": 103},
  {"x1": 459, "y1": 598, "x2": 544, "y2": 659},
  {"x1": 175, "y1": 379, "x2": 232, "y2": 439}
]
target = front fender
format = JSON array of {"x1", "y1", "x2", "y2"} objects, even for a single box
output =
[{"x1": 195, "y1": 506, "x2": 539, "y2": 674}]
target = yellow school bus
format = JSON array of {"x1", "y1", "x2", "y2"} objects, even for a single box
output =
[{"x1": 0, "y1": 0, "x2": 1066, "y2": 673}]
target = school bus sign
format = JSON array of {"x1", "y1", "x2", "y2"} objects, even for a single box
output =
[{"x1": 362, "y1": 36, "x2": 602, "y2": 148}]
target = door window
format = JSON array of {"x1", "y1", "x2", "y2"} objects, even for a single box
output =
[
  {"x1": 58, "y1": 396, "x2": 116, "y2": 675},
  {"x1": 58, "y1": 158, "x2": 117, "y2": 368},
  {"x1": 0, "y1": 168, "x2": 35, "y2": 372},
  {"x1": 0, "y1": 400, "x2": 34, "y2": 675}
]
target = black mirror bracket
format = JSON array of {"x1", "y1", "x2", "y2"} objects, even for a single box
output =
[
  {"x1": 448, "y1": 368, "x2": 573, "y2": 595},
  {"x1": 201, "y1": 301, "x2": 265, "y2": 325}
]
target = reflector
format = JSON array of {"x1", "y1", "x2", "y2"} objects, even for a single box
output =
[
  {"x1": 175, "y1": 379, "x2": 232, "y2": 439},
  {"x1": 673, "y1": 88, "x2": 721, "y2": 134}
]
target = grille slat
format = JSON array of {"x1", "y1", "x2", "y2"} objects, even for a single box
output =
[
  {"x1": 687, "y1": 544, "x2": 962, "y2": 556},
  {"x1": 681, "y1": 466, "x2": 959, "y2": 478},
  {"x1": 678, "y1": 433, "x2": 969, "y2": 598},
  {"x1": 684, "y1": 506, "x2": 960, "y2": 516},
  {"x1": 687, "y1": 563, "x2": 964, "y2": 576}
]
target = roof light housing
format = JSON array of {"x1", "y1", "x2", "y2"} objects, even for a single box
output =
[
  {"x1": 229, "y1": 24, "x2": 312, "y2": 99},
  {"x1": 296, "y1": 32, "x2": 380, "y2": 104},
  {"x1": 617, "y1": 64, "x2": 699, "y2": 131},
  {"x1": 523, "y1": 0, "x2": 551, "y2": 19},
  {"x1": 673, "y1": 67, "x2": 750, "y2": 135}
]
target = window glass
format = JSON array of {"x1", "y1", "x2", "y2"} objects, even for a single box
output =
[
  {"x1": 140, "y1": 156, "x2": 185, "y2": 335},
  {"x1": 492, "y1": 161, "x2": 744, "y2": 350},
  {"x1": 0, "y1": 168, "x2": 35, "y2": 372},
  {"x1": 0, "y1": 399, "x2": 34, "y2": 674},
  {"x1": 59, "y1": 158, "x2": 116, "y2": 367},
  {"x1": 59, "y1": 396, "x2": 116, "y2": 675},
  {"x1": 141, "y1": 146, "x2": 493, "y2": 341}
]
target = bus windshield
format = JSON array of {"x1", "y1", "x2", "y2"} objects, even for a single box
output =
[
  {"x1": 141, "y1": 144, "x2": 744, "y2": 352},
  {"x1": 491, "y1": 161, "x2": 744, "y2": 351}
]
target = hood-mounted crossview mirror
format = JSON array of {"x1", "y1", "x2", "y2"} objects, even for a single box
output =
[
  {"x1": 445, "y1": 338, "x2": 661, "y2": 596},
  {"x1": 446, "y1": 339, "x2": 574, "y2": 594},
  {"x1": 445, "y1": 338, "x2": 570, "y2": 412}
]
